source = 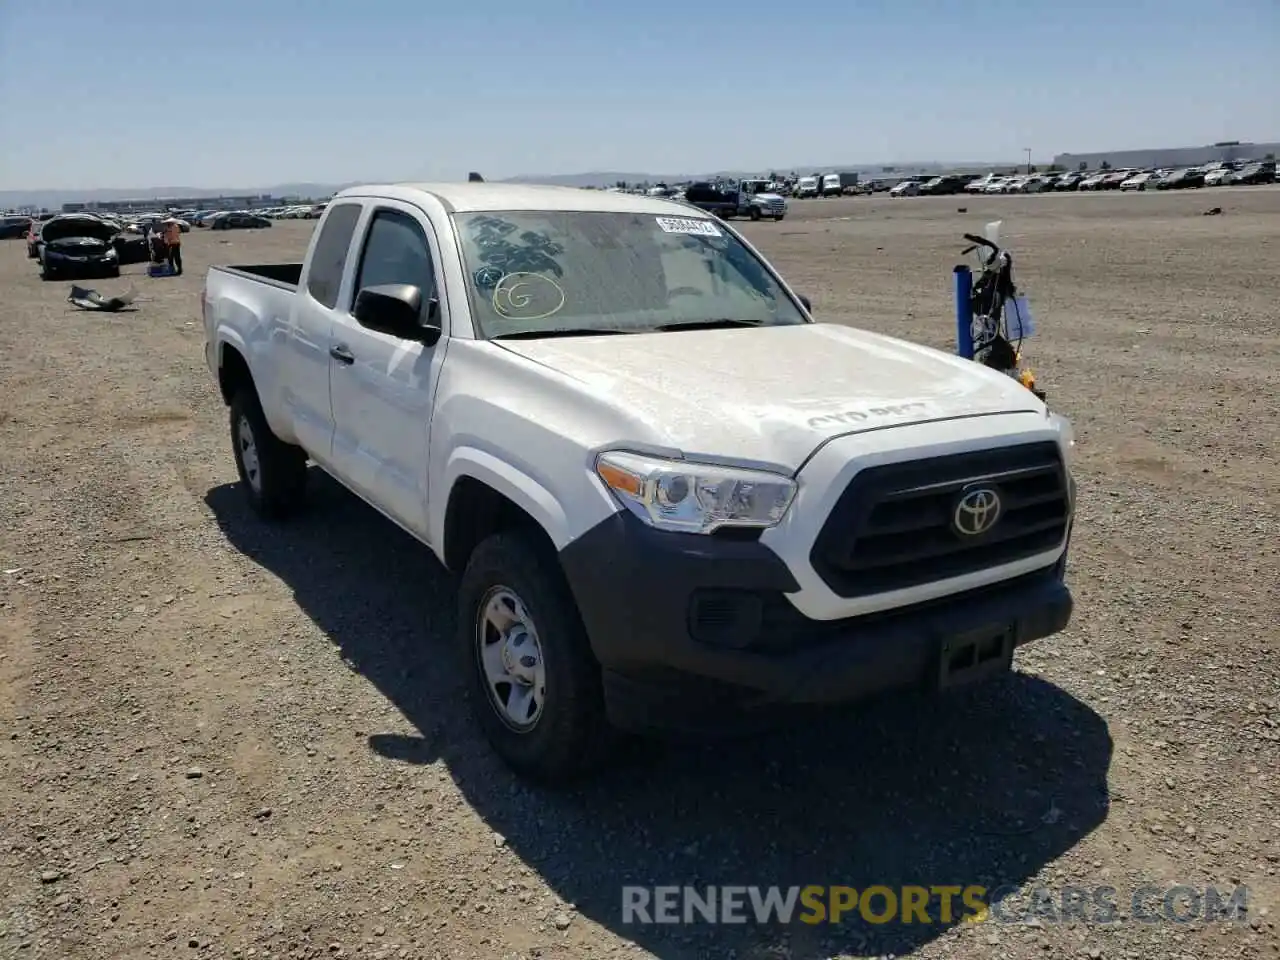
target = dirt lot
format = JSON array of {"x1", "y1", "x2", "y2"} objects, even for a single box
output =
[{"x1": 2, "y1": 187, "x2": 1278, "y2": 960}]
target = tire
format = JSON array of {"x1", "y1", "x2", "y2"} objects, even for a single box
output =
[
  {"x1": 107, "y1": 266, "x2": 121, "y2": 279},
  {"x1": 228, "y1": 388, "x2": 307, "y2": 519},
  {"x1": 749, "y1": 206, "x2": 762, "y2": 222},
  {"x1": 40, "y1": 262, "x2": 55, "y2": 282},
  {"x1": 774, "y1": 214, "x2": 785, "y2": 221},
  {"x1": 459, "y1": 531, "x2": 611, "y2": 785}
]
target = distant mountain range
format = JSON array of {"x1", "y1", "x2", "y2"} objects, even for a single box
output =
[
  {"x1": 0, "y1": 183, "x2": 359, "y2": 211},
  {"x1": 1, "y1": 162, "x2": 1022, "y2": 209}
]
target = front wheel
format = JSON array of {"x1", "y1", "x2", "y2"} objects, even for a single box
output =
[
  {"x1": 228, "y1": 389, "x2": 308, "y2": 519},
  {"x1": 774, "y1": 214, "x2": 785, "y2": 221},
  {"x1": 459, "y1": 531, "x2": 612, "y2": 785},
  {"x1": 748, "y1": 206, "x2": 762, "y2": 221}
]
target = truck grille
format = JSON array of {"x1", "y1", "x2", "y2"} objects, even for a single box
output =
[{"x1": 810, "y1": 441, "x2": 1070, "y2": 598}]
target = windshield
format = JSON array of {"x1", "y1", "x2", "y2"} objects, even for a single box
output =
[{"x1": 453, "y1": 210, "x2": 809, "y2": 339}]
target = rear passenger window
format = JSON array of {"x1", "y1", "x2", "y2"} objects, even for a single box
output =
[{"x1": 306, "y1": 203, "x2": 361, "y2": 308}]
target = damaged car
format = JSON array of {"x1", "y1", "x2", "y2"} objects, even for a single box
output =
[
  {"x1": 0, "y1": 215, "x2": 34, "y2": 241},
  {"x1": 35, "y1": 214, "x2": 121, "y2": 281},
  {"x1": 112, "y1": 233, "x2": 152, "y2": 266}
]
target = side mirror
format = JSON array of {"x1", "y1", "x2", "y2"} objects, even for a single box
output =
[
  {"x1": 353, "y1": 283, "x2": 442, "y2": 346},
  {"x1": 798, "y1": 294, "x2": 812, "y2": 313}
]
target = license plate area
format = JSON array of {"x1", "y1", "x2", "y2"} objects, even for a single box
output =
[{"x1": 937, "y1": 626, "x2": 1014, "y2": 689}]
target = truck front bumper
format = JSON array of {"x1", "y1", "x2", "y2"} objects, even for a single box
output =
[{"x1": 558, "y1": 512, "x2": 1073, "y2": 735}]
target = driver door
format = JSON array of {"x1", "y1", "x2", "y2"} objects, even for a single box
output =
[{"x1": 328, "y1": 203, "x2": 448, "y2": 540}]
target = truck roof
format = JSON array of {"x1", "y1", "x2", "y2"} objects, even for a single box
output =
[{"x1": 333, "y1": 182, "x2": 712, "y2": 217}]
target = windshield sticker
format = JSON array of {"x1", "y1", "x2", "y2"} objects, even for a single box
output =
[
  {"x1": 655, "y1": 216, "x2": 722, "y2": 237},
  {"x1": 468, "y1": 216, "x2": 566, "y2": 277},
  {"x1": 492, "y1": 272, "x2": 566, "y2": 321}
]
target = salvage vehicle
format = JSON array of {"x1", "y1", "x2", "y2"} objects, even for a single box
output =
[
  {"x1": 794, "y1": 175, "x2": 820, "y2": 198},
  {"x1": 1120, "y1": 171, "x2": 1158, "y2": 191},
  {"x1": 0, "y1": 215, "x2": 33, "y2": 241},
  {"x1": 1231, "y1": 161, "x2": 1275, "y2": 186},
  {"x1": 35, "y1": 213, "x2": 120, "y2": 281},
  {"x1": 209, "y1": 211, "x2": 272, "y2": 230},
  {"x1": 919, "y1": 175, "x2": 969, "y2": 196},
  {"x1": 203, "y1": 182, "x2": 1077, "y2": 784},
  {"x1": 682, "y1": 179, "x2": 787, "y2": 221},
  {"x1": 1155, "y1": 167, "x2": 1206, "y2": 190},
  {"x1": 1203, "y1": 167, "x2": 1236, "y2": 187},
  {"x1": 112, "y1": 233, "x2": 151, "y2": 266}
]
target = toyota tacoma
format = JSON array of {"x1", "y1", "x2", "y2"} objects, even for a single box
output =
[{"x1": 202, "y1": 182, "x2": 1077, "y2": 783}]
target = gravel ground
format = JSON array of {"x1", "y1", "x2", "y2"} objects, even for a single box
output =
[{"x1": 1, "y1": 187, "x2": 1278, "y2": 960}]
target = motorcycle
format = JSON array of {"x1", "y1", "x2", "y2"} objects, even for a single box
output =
[{"x1": 960, "y1": 221, "x2": 1045, "y2": 401}]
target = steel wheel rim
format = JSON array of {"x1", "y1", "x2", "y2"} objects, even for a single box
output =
[
  {"x1": 237, "y1": 414, "x2": 261, "y2": 494},
  {"x1": 476, "y1": 586, "x2": 546, "y2": 733}
]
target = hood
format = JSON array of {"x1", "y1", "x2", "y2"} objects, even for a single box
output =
[
  {"x1": 496, "y1": 322, "x2": 1045, "y2": 470},
  {"x1": 753, "y1": 192, "x2": 786, "y2": 203},
  {"x1": 41, "y1": 216, "x2": 117, "y2": 244}
]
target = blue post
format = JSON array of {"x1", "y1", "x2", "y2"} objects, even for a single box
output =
[{"x1": 954, "y1": 264, "x2": 973, "y2": 359}]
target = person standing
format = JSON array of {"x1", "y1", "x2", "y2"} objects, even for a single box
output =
[{"x1": 162, "y1": 217, "x2": 183, "y2": 275}]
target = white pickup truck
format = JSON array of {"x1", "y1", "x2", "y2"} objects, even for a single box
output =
[{"x1": 203, "y1": 182, "x2": 1077, "y2": 783}]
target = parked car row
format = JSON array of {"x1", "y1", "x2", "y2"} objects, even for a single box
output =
[
  {"x1": 1073, "y1": 160, "x2": 1274, "y2": 192},
  {"x1": 262, "y1": 203, "x2": 329, "y2": 219},
  {"x1": 19, "y1": 205, "x2": 280, "y2": 281},
  {"x1": 883, "y1": 160, "x2": 1277, "y2": 198}
]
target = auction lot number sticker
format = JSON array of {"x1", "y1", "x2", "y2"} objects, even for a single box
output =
[{"x1": 655, "y1": 217, "x2": 722, "y2": 237}]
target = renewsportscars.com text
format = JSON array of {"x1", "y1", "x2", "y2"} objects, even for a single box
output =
[{"x1": 621, "y1": 884, "x2": 1249, "y2": 926}]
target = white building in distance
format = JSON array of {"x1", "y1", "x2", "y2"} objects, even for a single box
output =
[{"x1": 1054, "y1": 140, "x2": 1278, "y2": 171}]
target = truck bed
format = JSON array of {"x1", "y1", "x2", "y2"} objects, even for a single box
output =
[{"x1": 213, "y1": 263, "x2": 303, "y2": 290}]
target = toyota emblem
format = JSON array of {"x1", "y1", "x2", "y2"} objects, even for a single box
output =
[{"x1": 953, "y1": 487, "x2": 1002, "y2": 537}]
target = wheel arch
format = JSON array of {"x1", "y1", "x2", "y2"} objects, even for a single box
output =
[{"x1": 440, "y1": 450, "x2": 576, "y2": 573}]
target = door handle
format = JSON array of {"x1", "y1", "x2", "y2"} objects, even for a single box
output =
[{"x1": 329, "y1": 345, "x2": 355, "y2": 365}]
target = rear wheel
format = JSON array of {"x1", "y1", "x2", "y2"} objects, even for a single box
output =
[
  {"x1": 459, "y1": 531, "x2": 612, "y2": 785},
  {"x1": 228, "y1": 388, "x2": 307, "y2": 519}
]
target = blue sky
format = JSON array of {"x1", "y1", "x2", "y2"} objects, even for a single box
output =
[{"x1": 0, "y1": 0, "x2": 1276, "y2": 190}]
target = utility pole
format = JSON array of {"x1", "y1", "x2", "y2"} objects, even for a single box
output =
[{"x1": 1024, "y1": 148, "x2": 1032, "y2": 174}]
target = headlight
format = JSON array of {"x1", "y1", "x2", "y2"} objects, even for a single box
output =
[
  {"x1": 594, "y1": 451, "x2": 796, "y2": 534},
  {"x1": 1048, "y1": 412, "x2": 1075, "y2": 464}
]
